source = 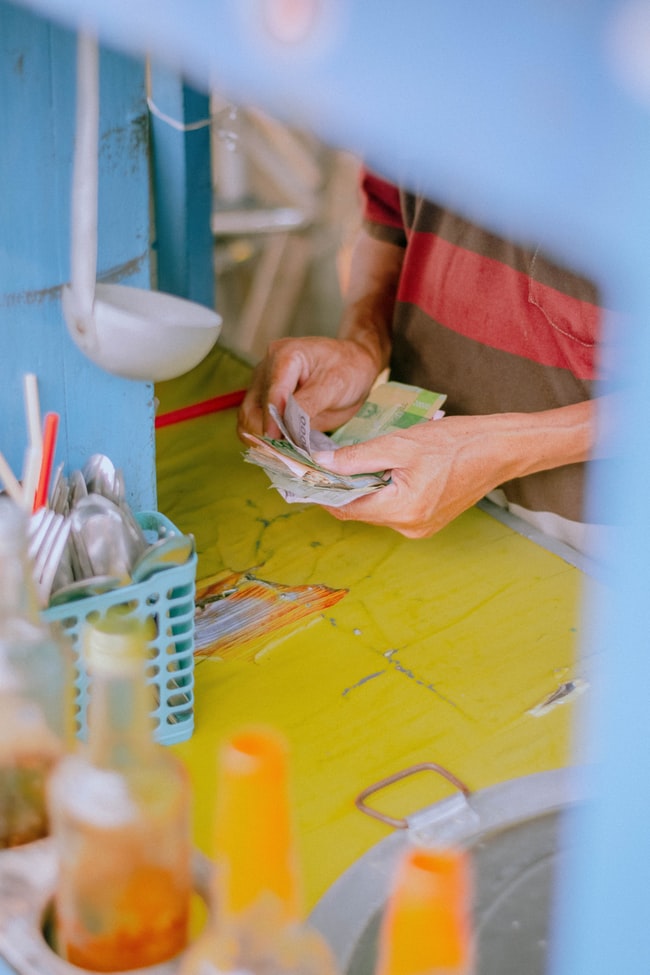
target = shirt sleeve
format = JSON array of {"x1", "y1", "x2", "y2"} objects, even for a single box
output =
[{"x1": 360, "y1": 167, "x2": 408, "y2": 248}]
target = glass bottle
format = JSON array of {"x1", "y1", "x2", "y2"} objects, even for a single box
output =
[
  {"x1": 374, "y1": 847, "x2": 474, "y2": 975},
  {"x1": 46, "y1": 608, "x2": 193, "y2": 971},
  {"x1": 0, "y1": 497, "x2": 73, "y2": 848},
  {"x1": 180, "y1": 725, "x2": 340, "y2": 975}
]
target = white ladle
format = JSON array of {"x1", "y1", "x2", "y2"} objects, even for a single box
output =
[{"x1": 62, "y1": 33, "x2": 222, "y2": 383}]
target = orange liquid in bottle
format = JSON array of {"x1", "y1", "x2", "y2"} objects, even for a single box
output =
[{"x1": 60, "y1": 863, "x2": 190, "y2": 971}]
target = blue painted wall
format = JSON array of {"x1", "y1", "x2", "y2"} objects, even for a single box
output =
[{"x1": 0, "y1": 0, "x2": 156, "y2": 511}]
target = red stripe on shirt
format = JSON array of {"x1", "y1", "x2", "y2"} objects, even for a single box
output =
[
  {"x1": 360, "y1": 170, "x2": 404, "y2": 229},
  {"x1": 398, "y1": 231, "x2": 599, "y2": 380}
]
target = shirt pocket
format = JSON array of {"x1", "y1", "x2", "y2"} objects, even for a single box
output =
[{"x1": 527, "y1": 249, "x2": 600, "y2": 378}]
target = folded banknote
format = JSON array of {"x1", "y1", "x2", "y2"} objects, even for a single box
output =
[{"x1": 242, "y1": 380, "x2": 446, "y2": 507}]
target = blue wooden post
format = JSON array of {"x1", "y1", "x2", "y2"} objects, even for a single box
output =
[
  {"x1": 0, "y1": 2, "x2": 156, "y2": 512},
  {"x1": 149, "y1": 66, "x2": 215, "y2": 308}
]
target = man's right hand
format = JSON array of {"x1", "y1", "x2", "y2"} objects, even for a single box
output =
[
  {"x1": 236, "y1": 335, "x2": 381, "y2": 441},
  {"x1": 237, "y1": 230, "x2": 403, "y2": 441}
]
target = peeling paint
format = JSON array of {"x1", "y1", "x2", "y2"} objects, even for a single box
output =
[
  {"x1": 193, "y1": 568, "x2": 348, "y2": 662},
  {"x1": 528, "y1": 678, "x2": 588, "y2": 717},
  {"x1": 0, "y1": 280, "x2": 63, "y2": 307},
  {"x1": 0, "y1": 253, "x2": 148, "y2": 307},
  {"x1": 97, "y1": 254, "x2": 148, "y2": 284}
]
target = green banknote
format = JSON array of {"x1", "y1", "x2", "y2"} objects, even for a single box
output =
[{"x1": 330, "y1": 381, "x2": 447, "y2": 447}]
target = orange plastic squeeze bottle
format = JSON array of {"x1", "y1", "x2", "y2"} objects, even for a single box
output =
[
  {"x1": 181, "y1": 725, "x2": 339, "y2": 975},
  {"x1": 46, "y1": 609, "x2": 193, "y2": 971},
  {"x1": 375, "y1": 847, "x2": 474, "y2": 975}
]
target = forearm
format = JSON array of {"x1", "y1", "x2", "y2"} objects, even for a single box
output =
[
  {"x1": 336, "y1": 230, "x2": 403, "y2": 375},
  {"x1": 486, "y1": 396, "x2": 612, "y2": 487},
  {"x1": 311, "y1": 397, "x2": 608, "y2": 539}
]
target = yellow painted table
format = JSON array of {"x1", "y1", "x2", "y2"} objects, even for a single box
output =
[{"x1": 156, "y1": 346, "x2": 588, "y2": 912}]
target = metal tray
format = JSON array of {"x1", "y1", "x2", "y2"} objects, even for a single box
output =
[{"x1": 310, "y1": 765, "x2": 587, "y2": 975}]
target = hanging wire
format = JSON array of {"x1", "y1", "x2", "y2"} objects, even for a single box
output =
[
  {"x1": 144, "y1": 59, "x2": 239, "y2": 145},
  {"x1": 146, "y1": 95, "x2": 212, "y2": 132}
]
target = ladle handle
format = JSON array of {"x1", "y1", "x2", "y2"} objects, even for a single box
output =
[{"x1": 69, "y1": 32, "x2": 99, "y2": 330}]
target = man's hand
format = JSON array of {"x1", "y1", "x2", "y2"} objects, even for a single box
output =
[
  {"x1": 237, "y1": 231, "x2": 402, "y2": 442},
  {"x1": 237, "y1": 336, "x2": 382, "y2": 441},
  {"x1": 312, "y1": 403, "x2": 597, "y2": 537}
]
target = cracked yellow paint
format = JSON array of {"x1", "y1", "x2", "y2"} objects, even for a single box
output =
[{"x1": 156, "y1": 346, "x2": 594, "y2": 911}]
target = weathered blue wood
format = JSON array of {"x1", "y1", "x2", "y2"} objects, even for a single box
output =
[
  {"x1": 0, "y1": 2, "x2": 156, "y2": 511},
  {"x1": 149, "y1": 67, "x2": 214, "y2": 308}
]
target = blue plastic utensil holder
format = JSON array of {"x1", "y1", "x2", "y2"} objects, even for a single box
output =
[{"x1": 42, "y1": 510, "x2": 197, "y2": 746}]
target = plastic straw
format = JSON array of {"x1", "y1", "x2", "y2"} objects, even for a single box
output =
[
  {"x1": 33, "y1": 412, "x2": 59, "y2": 512},
  {"x1": 21, "y1": 444, "x2": 42, "y2": 513},
  {"x1": 0, "y1": 451, "x2": 23, "y2": 505},
  {"x1": 154, "y1": 388, "x2": 247, "y2": 429},
  {"x1": 23, "y1": 373, "x2": 43, "y2": 452}
]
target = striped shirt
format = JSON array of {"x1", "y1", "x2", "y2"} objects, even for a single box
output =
[{"x1": 361, "y1": 169, "x2": 605, "y2": 557}]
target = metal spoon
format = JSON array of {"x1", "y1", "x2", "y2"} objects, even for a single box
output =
[
  {"x1": 83, "y1": 453, "x2": 119, "y2": 501},
  {"x1": 131, "y1": 533, "x2": 195, "y2": 584},
  {"x1": 68, "y1": 468, "x2": 88, "y2": 508},
  {"x1": 70, "y1": 494, "x2": 138, "y2": 581}
]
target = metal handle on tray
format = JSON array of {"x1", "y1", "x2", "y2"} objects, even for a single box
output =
[{"x1": 355, "y1": 762, "x2": 472, "y2": 830}]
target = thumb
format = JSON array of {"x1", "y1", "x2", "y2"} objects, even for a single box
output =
[{"x1": 313, "y1": 440, "x2": 393, "y2": 476}]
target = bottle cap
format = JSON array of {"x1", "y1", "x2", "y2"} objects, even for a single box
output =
[
  {"x1": 375, "y1": 847, "x2": 473, "y2": 975},
  {"x1": 83, "y1": 607, "x2": 154, "y2": 675},
  {"x1": 213, "y1": 725, "x2": 301, "y2": 922}
]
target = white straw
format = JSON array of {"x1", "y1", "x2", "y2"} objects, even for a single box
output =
[
  {"x1": 0, "y1": 451, "x2": 23, "y2": 505},
  {"x1": 23, "y1": 373, "x2": 42, "y2": 450}
]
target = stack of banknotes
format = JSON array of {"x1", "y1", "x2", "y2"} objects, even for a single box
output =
[{"x1": 242, "y1": 380, "x2": 447, "y2": 507}]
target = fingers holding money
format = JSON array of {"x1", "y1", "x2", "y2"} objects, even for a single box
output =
[
  {"x1": 318, "y1": 413, "x2": 528, "y2": 538},
  {"x1": 237, "y1": 342, "x2": 308, "y2": 440},
  {"x1": 316, "y1": 431, "x2": 454, "y2": 537},
  {"x1": 242, "y1": 379, "x2": 449, "y2": 516},
  {"x1": 237, "y1": 336, "x2": 384, "y2": 443}
]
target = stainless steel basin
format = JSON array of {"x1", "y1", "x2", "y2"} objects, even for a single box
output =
[{"x1": 310, "y1": 767, "x2": 586, "y2": 975}]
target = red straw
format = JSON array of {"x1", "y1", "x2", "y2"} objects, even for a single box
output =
[
  {"x1": 155, "y1": 388, "x2": 247, "y2": 429},
  {"x1": 33, "y1": 412, "x2": 59, "y2": 512}
]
